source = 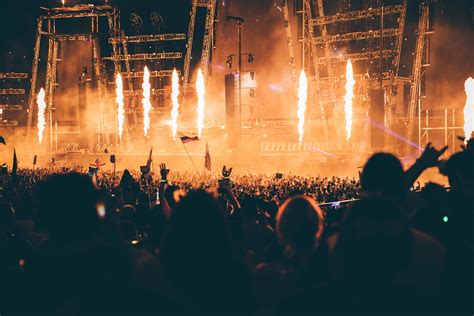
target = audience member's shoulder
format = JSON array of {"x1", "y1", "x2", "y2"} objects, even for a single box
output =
[{"x1": 412, "y1": 228, "x2": 446, "y2": 259}]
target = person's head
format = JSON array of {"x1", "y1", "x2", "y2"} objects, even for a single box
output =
[
  {"x1": 36, "y1": 173, "x2": 101, "y2": 242},
  {"x1": 336, "y1": 197, "x2": 412, "y2": 283},
  {"x1": 161, "y1": 190, "x2": 231, "y2": 264},
  {"x1": 443, "y1": 150, "x2": 474, "y2": 196},
  {"x1": 360, "y1": 153, "x2": 405, "y2": 198},
  {"x1": 276, "y1": 195, "x2": 324, "y2": 257}
]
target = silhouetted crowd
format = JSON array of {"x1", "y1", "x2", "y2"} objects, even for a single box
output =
[{"x1": 0, "y1": 142, "x2": 472, "y2": 315}]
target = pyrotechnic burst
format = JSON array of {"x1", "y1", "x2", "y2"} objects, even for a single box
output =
[
  {"x1": 344, "y1": 60, "x2": 355, "y2": 141},
  {"x1": 463, "y1": 77, "x2": 474, "y2": 141},
  {"x1": 171, "y1": 68, "x2": 180, "y2": 140},
  {"x1": 196, "y1": 68, "x2": 206, "y2": 138},
  {"x1": 115, "y1": 73, "x2": 125, "y2": 141},
  {"x1": 37, "y1": 88, "x2": 46, "y2": 145},
  {"x1": 297, "y1": 70, "x2": 308, "y2": 144},
  {"x1": 142, "y1": 66, "x2": 152, "y2": 137}
]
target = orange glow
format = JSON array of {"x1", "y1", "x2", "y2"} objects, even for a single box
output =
[
  {"x1": 37, "y1": 88, "x2": 46, "y2": 145},
  {"x1": 115, "y1": 73, "x2": 125, "y2": 141},
  {"x1": 142, "y1": 66, "x2": 152, "y2": 137},
  {"x1": 196, "y1": 68, "x2": 206, "y2": 137},
  {"x1": 171, "y1": 68, "x2": 180, "y2": 140},
  {"x1": 344, "y1": 60, "x2": 355, "y2": 141},
  {"x1": 463, "y1": 77, "x2": 474, "y2": 141},
  {"x1": 297, "y1": 70, "x2": 308, "y2": 144}
]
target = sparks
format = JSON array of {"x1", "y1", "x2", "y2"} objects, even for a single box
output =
[
  {"x1": 115, "y1": 73, "x2": 125, "y2": 141},
  {"x1": 142, "y1": 66, "x2": 152, "y2": 137},
  {"x1": 344, "y1": 60, "x2": 355, "y2": 141},
  {"x1": 37, "y1": 88, "x2": 47, "y2": 145},
  {"x1": 196, "y1": 68, "x2": 206, "y2": 138},
  {"x1": 297, "y1": 70, "x2": 308, "y2": 144},
  {"x1": 171, "y1": 68, "x2": 180, "y2": 140},
  {"x1": 463, "y1": 77, "x2": 474, "y2": 141}
]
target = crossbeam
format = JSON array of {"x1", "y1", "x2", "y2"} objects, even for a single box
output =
[
  {"x1": 0, "y1": 105, "x2": 23, "y2": 110},
  {"x1": 312, "y1": 28, "x2": 399, "y2": 44},
  {"x1": 104, "y1": 52, "x2": 182, "y2": 61},
  {"x1": 109, "y1": 33, "x2": 186, "y2": 43},
  {"x1": 123, "y1": 89, "x2": 171, "y2": 97},
  {"x1": 311, "y1": 5, "x2": 404, "y2": 25},
  {"x1": 0, "y1": 73, "x2": 28, "y2": 79},
  {"x1": 0, "y1": 89, "x2": 25, "y2": 95},
  {"x1": 316, "y1": 50, "x2": 396, "y2": 64}
]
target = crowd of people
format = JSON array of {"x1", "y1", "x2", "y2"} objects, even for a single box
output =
[{"x1": 0, "y1": 141, "x2": 472, "y2": 314}]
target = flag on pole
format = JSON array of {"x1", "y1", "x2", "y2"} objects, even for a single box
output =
[
  {"x1": 179, "y1": 134, "x2": 199, "y2": 144},
  {"x1": 204, "y1": 142, "x2": 212, "y2": 171},
  {"x1": 11, "y1": 148, "x2": 18, "y2": 181}
]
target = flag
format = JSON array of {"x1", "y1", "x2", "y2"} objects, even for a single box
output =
[
  {"x1": 0, "y1": 136, "x2": 5, "y2": 145},
  {"x1": 179, "y1": 134, "x2": 199, "y2": 144},
  {"x1": 204, "y1": 142, "x2": 212, "y2": 171},
  {"x1": 11, "y1": 148, "x2": 18, "y2": 181},
  {"x1": 33, "y1": 155, "x2": 37, "y2": 166}
]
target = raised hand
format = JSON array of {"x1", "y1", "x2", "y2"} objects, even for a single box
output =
[
  {"x1": 417, "y1": 142, "x2": 448, "y2": 168},
  {"x1": 160, "y1": 163, "x2": 170, "y2": 180}
]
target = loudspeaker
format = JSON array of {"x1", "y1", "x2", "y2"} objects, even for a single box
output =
[
  {"x1": 110, "y1": 155, "x2": 116, "y2": 164},
  {"x1": 225, "y1": 74, "x2": 241, "y2": 149},
  {"x1": 369, "y1": 88, "x2": 385, "y2": 148}
]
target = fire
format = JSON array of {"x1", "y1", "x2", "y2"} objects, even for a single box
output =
[
  {"x1": 37, "y1": 88, "x2": 47, "y2": 145},
  {"x1": 62, "y1": 0, "x2": 65, "y2": 5},
  {"x1": 463, "y1": 77, "x2": 474, "y2": 141},
  {"x1": 297, "y1": 70, "x2": 308, "y2": 143},
  {"x1": 171, "y1": 68, "x2": 180, "y2": 140},
  {"x1": 344, "y1": 60, "x2": 355, "y2": 141},
  {"x1": 196, "y1": 68, "x2": 206, "y2": 137},
  {"x1": 142, "y1": 66, "x2": 152, "y2": 137},
  {"x1": 115, "y1": 73, "x2": 125, "y2": 141}
]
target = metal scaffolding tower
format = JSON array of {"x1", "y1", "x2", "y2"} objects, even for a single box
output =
[
  {"x1": 297, "y1": 0, "x2": 408, "y2": 147},
  {"x1": 183, "y1": 0, "x2": 218, "y2": 86},
  {"x1": 404, "y1": 1, "x2": 432, "y2": 155},
  {"x1": 27, "y1": 4, "x2": 119, "y2": 152}
]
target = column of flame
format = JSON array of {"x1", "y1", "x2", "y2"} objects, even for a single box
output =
[
  {"x1": 344, "y1": 60, "x2": 355, "y2": 141},
  {"x1": 171, "y1": 68, "x2": 180, "y2": 140},
  {"x1": 116, "y1": 73, "x2": 125, "y2": 141},
  {"x1": 463, "y1": 77, "x2": 474, "y2": 141},
  {"x1": 37, "y1": 88, "x2": 46, "y2": 145},
  {"x1": 196, "y1": 68, "x2": 205, "y2": 137},
  {"x1": 142, "y1": 66, "x2": 152, "y2": 137},
  {"x1": 297, "y1": 70, "x2": 308, "y2": 144}
]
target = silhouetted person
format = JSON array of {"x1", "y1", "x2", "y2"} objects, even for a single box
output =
[{"x1": 159, "y1": 190, "x2": 254, "y2": 312}]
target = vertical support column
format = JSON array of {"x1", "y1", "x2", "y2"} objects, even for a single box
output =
[
  {"x1": 27, "y1": 17, "x2": 43, "y2": 134},
  {"x1": 44, "y1": 18, "x2": 55, "y2": 155},
  {"x1": 183, "y1": 0, "x2": 198, "y2": 86}
]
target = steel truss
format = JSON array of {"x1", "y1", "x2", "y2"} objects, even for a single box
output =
[
  {"x1": 27, "y1": 4, "x2": 119, "y2": 152},
  {"x1": 183, "y1": 0, "x2": 217, "y2": 85},
  {"x1": 297, "y1": 0, "x2": 408, "y2": 147}
]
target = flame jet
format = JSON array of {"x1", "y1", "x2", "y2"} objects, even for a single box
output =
[
  {"x1": 344, "y1": 60, "x2": 355, "y2": 141},
  {"x1": 37, "y1": 88, "x2": 46, "y2": 145},
  {"x1": 297, "y1": 70, "x2": 308, "y2": 144},
  {"x1": 116, "y1": 73, "x2": 125, "y2": 141},
  {"x1": 196, "y1": 68, "x2": 206, "y2": 138},
  {"x1": 142, "y1": 66, "x2": 152, "y2": 137}
]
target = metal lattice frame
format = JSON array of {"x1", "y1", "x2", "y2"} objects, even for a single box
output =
[
  {"x1": 183, "y1": 0, "x2": 217, "y2": 85},
  {"x1": 404, "y1": 2, "x2": 430, "y2": 155},
  {"x1": 27, "y1": 5, "x2": 118, "y2": 151}
]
